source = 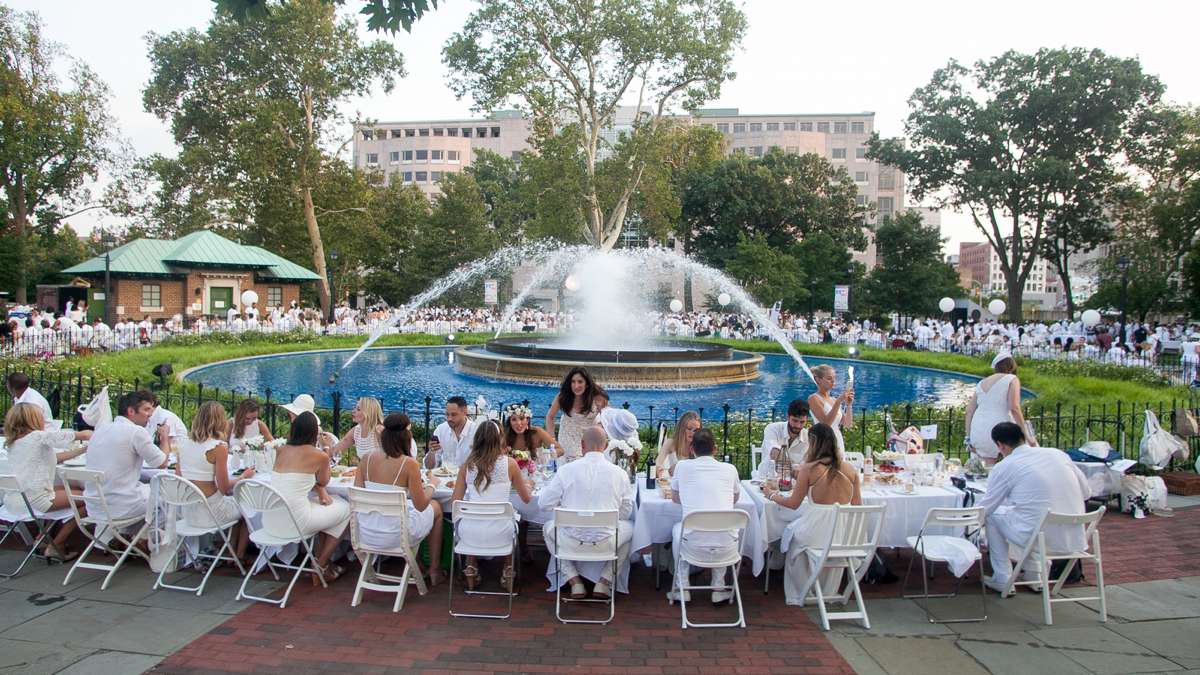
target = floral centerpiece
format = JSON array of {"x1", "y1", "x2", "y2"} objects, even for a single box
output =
[
  {"x1": 606, "y1": 436, "x2": 642, "y2": 480},
  {"x1": 513, "y1": 449, "x2": 534, "y2": 476}
]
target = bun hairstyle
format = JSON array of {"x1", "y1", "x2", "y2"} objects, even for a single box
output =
[{"x1": 381, "y1": 412, "x2": 413, "y2": 458}]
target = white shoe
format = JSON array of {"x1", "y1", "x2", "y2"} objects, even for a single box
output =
[
  {"x1": 667, "y1": 589, "x2": 691, "y2": 604},
  {"x1": 983, "y1": 575, "x2": 1011, "y2": 595},
  {"x1": 569, "y1": 580, "x2": 587, "y2": 599},
  {"x1": 712, "y1": 588, "x2": 733, "y2": 605},
  {"x1": 592, "y1": 578, "x2": 612, "y2": 599}
]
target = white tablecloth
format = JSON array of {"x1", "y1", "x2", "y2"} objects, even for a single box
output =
[
  {"x1": 630, "y1": 481, "x2": 765, "y2": 575},
  {"x1": 1073, "y1": 461, "x2": 1122, "y2": 497},
  {"x1": 860, "y1": 484, "x2": 964, "y2": 548},
  {"x1": 741, "y1": 480, "x2": 802, "y2": 545}
]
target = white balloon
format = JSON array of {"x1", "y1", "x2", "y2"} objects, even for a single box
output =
[
  {"x1": 240, "y1": 289, "x2": 259, "y2": 306},
  {"x1": 987, "y1": 299, "x2": 1006, "y2": 316},
  {"x1": 938, "y1": 297, "x2": 955, "y2": 313},
  {"x1": 1081, "y1": 309, "x2": 1102, "y2": 328},
  {"x1": 669, "y1": 299, "x2": 684, "y2": 313},
  {"x1": 564, "y1": 275, "x2": 579, "y2": 292},
  {"x1": 717, "y1": 292, "x2": 732, "y2": 307}
]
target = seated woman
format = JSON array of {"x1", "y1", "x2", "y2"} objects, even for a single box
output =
[
  {"x1": 330, "y1": 396, "x2": 384, "y2": 462},
  {"x1": 2, "y1": 403, "x2": 90, "y2": 560},
  {"x1": 227, "y1": 399, "x2": 273, "y2": 454},
  {"x1": 177, "y1": 401, "x2": 255, "y2": 561},
  {"x1": 502, "y1": 403, "x2": 558, "y2": 563},
  {"x1": 450, "y1": 421, "x2": 532, "y2": 591},
  {"x1": 761, "y1": 424, "x2": 862, "y2": 606},
  {"x1": 265, "y1": 411, "x2": 351, "y2": 585},
  {"x1": 352, "y1": 412, "x2": 446, "y2": 586},
  {"x1": 654, "y1": 411, "x2": 700, "y2": 477}
]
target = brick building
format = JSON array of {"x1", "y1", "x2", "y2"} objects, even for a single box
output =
[{"x1": 61, "y1": 231, "x2": 321, "y2": 322}]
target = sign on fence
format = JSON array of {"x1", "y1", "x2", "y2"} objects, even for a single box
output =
[{"x1": 483, "y1": 279, "x2": 498, "y2": 305}]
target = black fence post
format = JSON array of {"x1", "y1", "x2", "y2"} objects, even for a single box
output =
[
  {"x1": 648, "y1": 405, "x2": 655, "y2": 433},
  {"x1": 331, "y1": 391, "x2": 342, "y2": 436},
  {"x1": 424, "y1": 396, "x2": 433, "y2": 454},
  {"x1": 721, "y1": 403, "x2": 730, "y2": 457},
  {"x1": 1055, "y1": 402, "x2": 1062, "y2": 449}
]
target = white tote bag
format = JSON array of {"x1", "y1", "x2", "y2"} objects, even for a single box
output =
[
  {"x1": 1139, "y1": 410, "x2": 1188, "y2": 469},
  {"x1": 78, "y1": 386, "x2": 113, "y2": 428}
]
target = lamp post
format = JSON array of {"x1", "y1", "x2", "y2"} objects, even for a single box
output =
[
  {"x1": 100, "y1": 229, "x2": 116, "y2": 326},
  {"x1": 327, "y1": 249, "x2": 339, "y2": 326},
  {"x1": 1117, "y1": 255, "x2": 1130, "y2": 346},
  {"x1": 845, "y1": 263, "x2": 855, "y2": 319}
]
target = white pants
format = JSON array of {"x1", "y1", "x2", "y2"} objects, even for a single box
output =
[
  {"x1": 985, "y1": 510, "x2": 1039, "y2": 584},
  {"x1": 671, "y1": 522, "x2": 737, "y2": 589},
  {"x1": 544, "y1": 520, "x2": 632, "y2": 585}
]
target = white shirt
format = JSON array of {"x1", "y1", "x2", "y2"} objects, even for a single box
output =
[
  {"x1": 15, "y1": 387, "x2": 54, "y2": 426},
  {"x1": 978, "y1": 445, "x2": 1090, "y2": 552},
  {"x1": 146, "y1": 406, "x2": 188, "y2": 446},
  {"x1": 671, "y1": 456, "x2": 740, "y2": 545},
  {"x1": 85, "y1": 415, "x2": 167, "y2": 519},
  {"x1": 756, "y1": 421, "x2": 808, "y2": 479},
  {"x1": 538, "y1": 451, "x2": 634, "y2": 542},
  {"x1": 434, "y1": 419, "x2": 479, "y2": 466}
]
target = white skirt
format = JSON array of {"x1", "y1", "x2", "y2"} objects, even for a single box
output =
[
  {"x1": 781, "y1": 501, "x2": 842, "y2": 606},
  {"x1": 356, "y1": 500, "x2": 436, "y2": 551},
  {"x1": 184, "y1": 491, "x2": 241, "y2": 529}
]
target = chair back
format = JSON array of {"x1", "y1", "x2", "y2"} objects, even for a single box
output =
[
  {"x1": 827, "y1": 504, "x2": 885, "y2": 557},
  {"x1": 1043, "y1": 508, "x2": 1104, "y2": 553},
  {"x1": 452, "y1": 500, "x2": 514, "y2": 523},
  {"x1": 680, "y1": 509, "x2": 750, "y2": 533},
  {"x1": 656, "y1": 422, "x2": 669, "y2": 455},
  {"x1": 0, "y1": 474, "x2": 35, "y2": 519},
  {"x1": 348, "y1": 486, "x2": 411, "y2": 553},
  {"x1": 154, "y1": 474, "x2": 207, "y2": 509},
  {"x1": 553, "y1": 508, "x2": 618, "y2": 531},
  {"x1": 920, "y1": 506, "x2": 984, "y2": 531},
  {"x1": 234, "y1": 479, "x2": 304, "y2": 539},
  {"x1": 58, "y1": 466, "x2": 119, "y2": 524},
  {"x1": 843, "y1": 451, "x2": 865, "y2": 471}
]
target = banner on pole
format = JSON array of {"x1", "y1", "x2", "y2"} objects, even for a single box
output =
[
  {"x1": 483, "y1": 279, "x2": 498, "y2": 305},
  {"x1": 833, "y1": 285, "x2": 850, "y2": 312}
]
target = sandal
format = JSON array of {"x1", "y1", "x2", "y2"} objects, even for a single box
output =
[
  {"x1": 41, "y1": 546, "x2": 78, "y2": 563},
  {"x1": 501, "y1": 565, "x2": 516, "y2": 593},
  {"x1": 463, "y1": 564, "x2": 480, "y2": 591},
  {"x1": 311, "y1": 563, "x2": 345, "y2": 587},
  {"x1": 427, "y1": 568, "x2": 446, "y2": 588}
]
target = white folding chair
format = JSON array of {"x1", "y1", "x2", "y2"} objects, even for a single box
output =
[
  {"x1": 551, "y1": 508, "x2": 619, "y2": 625},
  {"x1": 0, "y1": 475, "x2": 74, "y2": 578},
  {"x1": 57, "y1": 467, "x2": 152, "y2": 590},
  {"x1": 348, "y1": 486, "x2": 428, "y2": 613},
  {"x1": 902, "y1": 506, "x2": 986, "y2": 623},
  {"x1": 797, "y1": 503, "x2": 885, "y2": 631},
  {"x1": 448, "y1": 500, "x2": 519, "y2": 619},
  {"x1": 670, "y1": 509, "x2": 750, "y2": 629},
  {"x1": 151, "y1": 474, "x2": 246, "y2": 596},
  {"x1": 843, "y1": 451, "x2": 865, "y2": 472},
  {"x1": 234, "y1": 480, "x2": 326, "y2": 609},
  {"x1": 999, "y1": 508, "x2": 1106, "y2": 625}
]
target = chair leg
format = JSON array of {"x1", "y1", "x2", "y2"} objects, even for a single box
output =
[
  {"x1": 102, "y1": 523, "x2": 149, "y2": 591},
  {"x1": 1039, "y1": 541, "x2": 1052, "y2": 626},
  {"x1": 677, "y1": 563, "x2": 688, "y2": 629},
  {"x1": 152, "y1": 533, "x2": 188, "y2": 591},
  {"x1": 812, "y1": 576, "x2": 830, "y2": 631},
  {"x1": 393, "y1": 560, "x2": 410, "y2": 613},
  {"x1": 732, "y1": 562, "x2": 746, "y2": 628},
  {"x1": 352, "y1": 553, "x2": 372, "y2": 608},
  {"x1": 63, "y1": 528, "x2": 103, "y2": 586},
  {"x1": 0, "y1": 523, "x2": 50, "y2": 579},
  {"x1": 237, "y1": 549, "x2": 267, "y2": 602},
  {"x1": 1093, "y1": 534, "x2": 1107, "y2": 623}
]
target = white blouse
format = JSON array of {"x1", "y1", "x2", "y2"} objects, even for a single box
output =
[{"x1": 6, "y1": 430, "x2": 77, "y2": 500}]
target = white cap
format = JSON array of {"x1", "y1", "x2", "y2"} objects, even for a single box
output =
[
  {"x1": 990, "y1": 352, "x2": 1014, "y2": 369},
  {"x1": 281, "y1": 393, "x2": 316, "y2": 417}
]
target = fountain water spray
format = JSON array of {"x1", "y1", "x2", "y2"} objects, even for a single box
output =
[{"x1": 493, "y1": 245, "x2": 591, "y2": 338}]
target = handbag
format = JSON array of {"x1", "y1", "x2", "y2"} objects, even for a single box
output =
[
  {"x1": 1139, "y1": 410, "x2": 1189, "y2": 469},
  {"x1": 1173, "y1": 408, "x2": 1199, "y2": 438},
  {"x1": 1120, "y1": 474, "x2": 1168, "y2": 513}
]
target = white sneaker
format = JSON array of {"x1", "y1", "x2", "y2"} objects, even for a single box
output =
[
  {"x1": 667, "y1": 589, "x2": 692, "y2": 604},
  {"x1": 712, "y1": 588, "x2": 734, "y2": 605}
]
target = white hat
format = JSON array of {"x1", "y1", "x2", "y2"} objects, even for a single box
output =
[
  {"x1": 599, "y1": 406, "x2": 639, "y2": 442},
  {"x1": 990, "y1": 352, "x2": 1014, "y2": 369},
  {"x1": 281, "y1": 394, "x2": 316, "y2": 417}
]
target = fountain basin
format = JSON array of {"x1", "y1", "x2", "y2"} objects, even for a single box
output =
[{"x1": 455, "y1": 338, "x2": 764, "y2": 388}]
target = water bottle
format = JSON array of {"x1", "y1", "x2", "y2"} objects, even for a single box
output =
[{"x1": 646, "y1": 459, "x2": 656, "y2": 489}]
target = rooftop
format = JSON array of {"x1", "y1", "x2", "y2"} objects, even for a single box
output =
[{"x1": 62, "y1": 230, "x2": 322, "y2": 281}]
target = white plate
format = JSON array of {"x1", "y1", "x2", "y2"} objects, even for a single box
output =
[{"x1": 62, "y1": 456, "x2": 87, "y2": 467}]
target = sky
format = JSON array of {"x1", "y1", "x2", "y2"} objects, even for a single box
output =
[{"x1": 12, "y1": 0, "x2": 1200, "y2": 252}]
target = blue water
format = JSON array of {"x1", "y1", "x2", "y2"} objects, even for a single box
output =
[{"x1": 184, "y1": 346, "x2": 991, "y2": 418}]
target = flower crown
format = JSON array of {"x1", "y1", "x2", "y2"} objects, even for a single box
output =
[{"x1": 504, "y1": 403, "x2": 532, "y2": 418}]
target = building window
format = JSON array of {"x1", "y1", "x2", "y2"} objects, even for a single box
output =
[
  {"x1": 749, "y1": 122, "x2": 762, "y2": 132},
  {"x1": 415, "y1": 171, "x2": 428, "y2": 182},
  {"x1": 855, "y1": 147, "x2": 866, "y2": 159},
  {"x1": 462, "y1": 128, "x2": 472, "y2": 138},
  {"x1": 361, "y1": 129, "x2": 373, "y2": 140},
  {"x1": 878, "y1": 170, "x2": 895, "y2": 190},
  {"x1": 856, "y1": 194, "x2": 867, "y2": 206},
  {"x1": 415, "y1": 149, "x2": 428, "y2": 161},
  {"x1": 717, "y1": 123, "x2": 729, "y2": 133},
  {"x1": 491, "y1": 127, "x2": 501, "y2": 138},
  {"x1": 448, "y1": 150, "x2": 460, "y2": 162},
  {"x1": 832, "y1": 148, "x2": 846, "y2": 159},
  {"x1": 433, "y1": 128, "x2": 444, "y2": 136},
  {"x1": 418, "y1": 128, "x2": 430, "y2": 137},
  {"x1": 402, "y1": 171, "x2": 413, "y2": 182},
  {"x1": 404, "y1": 128, "x2": 416, "y2": 137},
  {"x1": 800, "y1": 122, "x2": 813, "y2": 131},
  {"x1": 511, "y1": 150, "x2": 522, "y2": 161},
  {"x1": 750, "y1": 146, "x2": 763, "y2": 157},
  {"x1": 431, "y1": 171, "x2": 443, "y2": 182},
  {"x1": 267, "y1": 287, "x2": 283, "y2": 307},
  {"x1": 141, "y1": 284, "x2": 161, "y2": 308},
  {"x1": 366, "y1": 153, "x2": 378, "y2": 165},
  {"x1": 477, "y1": 127, "x2": 489, "y2": 138},
  {"x1": 389, "y1": 151, "x2": 400, "y2": 164},
  {"x1": 431, "y1": 149, "x2": 443, "y2": 161},
  {"x1": 817, "y1": 122, "x2": 829, "y2": 133},
  {"x1": 402, "y1": 150, "x2": 413, "y2": 161},
  {"x1": 733, "y1": 123, "x2": 746, "y2": 133},
  {"x1": 854, "y1": 171, "x2": 868, "y2": 182},
  {"x1": 877, "y1": 196, "x2": 894, "y2": 217},
  {"x1": 851, "y1": 121, "x2": 865, "y2": 134},
  {"x1": 786, "y1": 145, "x2": 799, "y2": 154},
  {"x1": 447, "y1": 128, "x2": 459, "y2": 137},
  {"x1": 766, "y1": 122, "x2": 779, "y2": 131},
  {"x1": 784, "y1": 122, "x2": 796, "y2": 131},
  {"x1": 834, "y1": 122, "x2": 847, "y2": 134}
]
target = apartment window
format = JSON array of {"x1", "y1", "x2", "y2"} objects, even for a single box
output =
[
  {"x1": 389, "y1": 151, "x2": 400, "y2": 164},
  {"x1": 404, "y1": 128, "x2": 416, "y2": 137},
  {"x1": 733, "y1": 123, "x2": 746, "y2": 133},
  {"x1": 141, "y1": 284, "x2": 161, "y2": 308},
  {"x1": 447, "y1": 128, "x2": 459, "y2": 137},
  {"x1": 766, "y1": 122, "x2": 779, "y2": 131},
  {"x1": 267, "y1": 287, "x2": 282, "y2": 308},
  {"x1": 749, "y1": 122, "x2": 762, "y2": 132},
  {"x1": 878, "y1": 170, "x2": 895, "y2": 190},
  {"x1": 834, "y1": 122, "x2": 848, "y2": 134},
  {"x1": 415, "y1": 149, "x2": 428, "y2": 161},
  {"x1": 477, "y1": 127, "x2": 489, "y2": 137},
  {"x1": 431, "y1": 171, "x2": 443, "y2": 182},
  {"x1": 415, "y1": 171, "x2": 428, "y2": 182},
  {"x1": 491, "y1": 127, "x2": 501, "y2": 138},
  {"x1": 750, "y1": 146, "x2": 763, "y2": 157},
  {"x1": 817, "y1": 122, "x2": 829, "y2": 133},
  {"x1": 433, "y1": 128, "x2": 444, "y2": 136},
  {"x1": 854, "y1": 171, "x2": 868, "y2": 183},
  {"x1": 418, "y1": 128, "x2": 430, "y2": 137},
  {"x1": 462, "y1": 128, "x2": 472, "y2": 138},
  {"x1": 783, "y1": 122, "x2": 796, "y2": 131},
  {"x1": 717, "y1": 123, "x2": 729, "y2": 133},
  {"x1": 511, "y1": 150, "x2": 522, "y2": 161},
  {"x1": 366, "y1": 152, "x2": 378, "y2": 165},
  {"x1": 402, "y1": 150, "x2": 413, "y2": 162},
  {"x1": 402, "y1": 171, "x2": 413, "y2": 182},
  {"x1": 877, "y1": 196, "x2": 894, "y2": 217},
  {"x1": 856, "y1": 194, "x2": 867, "y2": 206},
  {"x1": 361, "y1": 129, "x2": 373, "y2": 140},
  {"x1": 855, "y1": 147, "x2": 866, "y2": 159},
  {"x1": 431, "y1": 149, "x2": 443, "y2": 161},
  {"x1": 832, "y1": 148, "x2": 846, "y2": 159},
  {"x1": 390, "y1": 129, "x2": 403, "y2": 139},
  {"x1": 786, "y1": 145, "x2": 799, "y2": 154},
  {"x1": 851, "y1": 121, "x2": 865, "y2": 134},
  {"x1": 448, "y1": 150, "x2": 460, "y2": 162},
  {"x1": 800, "y1": 122, "x2": 813, "y2": 131}
]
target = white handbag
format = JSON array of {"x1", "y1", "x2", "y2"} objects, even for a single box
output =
[
  {"x1": 1120, "y1": 474, "x2": 1168, "y2": 513},
  {"x1": 1139, "y1": 410, "x2": 1188, "y2": 469}
]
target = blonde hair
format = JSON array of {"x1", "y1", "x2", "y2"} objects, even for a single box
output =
[
  {"x1": 356, "y1": 397, "x2": 384, "y2": 436},
  {"x1": 3, "y1": 402, "x2": 44, "y2": 441},
  {"x1": 232, "y1": 399, "x2": 260, "y2": 439},
  {"x1": 190, "y1": 401, "x2": 229, "y2": 443},
  {"x1": 668, "y1": 411, "x2": 701, "y2": 459},
  {"x1": 811, "y1": 364, "x2": 835, "y2": 381}
]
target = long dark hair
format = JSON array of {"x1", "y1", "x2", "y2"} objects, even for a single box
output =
[
  {"x1": 380, "y1": 412, "x2": 413, "y2": 458},
  {"x1": 287, "y1": 411, "x2": 320, "y2": 447},
  {"x1": 557, "y1": 366, "x2": 607, "y2": 415},
  {"x1": 805, "y1": 423, "x2": 841, "y2": 479},
  {"x1": 503, "y1": 414, "x2": 536, "y2": 452},
  {"x1": 232, "y1": 399, "x2": 260, "y2": 439},
  {"x1": 467, "y1": 420, "x2": 505, "y2": 493}
]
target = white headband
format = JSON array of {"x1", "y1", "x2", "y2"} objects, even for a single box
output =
[{"x1": 991, "y1": 352, "x2": 1013, "y2": 369}]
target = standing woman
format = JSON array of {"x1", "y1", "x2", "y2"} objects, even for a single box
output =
[
  {"x1": 965, "y1": 352, "x2": 1033, "y2": 463},
  {"x1": 654, "y1": 411, "x2": 701, "y2": 477},
  {"x1": 330, "y1": 397, "x2": 384, "y2": 460},
  {"x1": 544, "y1": 367, "x2": 609, "y2": 459},
  {"x1": 228, "y1": 399, "x2": 274, "y2": 454},
  {"x1": 808, "y1": 365, "x2": 854, "y2": 453}
]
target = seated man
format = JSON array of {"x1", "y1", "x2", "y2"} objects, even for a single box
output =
[
  {"x1": 5, "y1": 372, "x2": 54, "y2": 427},
  {"x1": 539, "y1": 425, "x2": 634, "y2": 600},
  {"x1": 980, "y1": 422, "x2": 1090, "y2": 593},
  {"x1": 145, "y1": 394, "x2": 188, "y2": 455},
  {"x1": 85, "y1": 390, "x2": 170, "y2": 521},
  {"x1": 670, "y1": 429, "x2": 741, "y2": 604},
  {"x1": 424, "y1": 396, "x2": 478, "y2": 469},
  {"x1": 754, "y1": 398, "x2": 809, "y2": 479}
]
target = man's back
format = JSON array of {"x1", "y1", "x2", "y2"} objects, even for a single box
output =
[
  {"x1": 987, "y1": 446, "x2": 1088, "y2": 551},
  {"x1": 672, "y1": 456, "x2": 739, "y2": 516},
  {"x1": 85, "y1": 417, "x2": 164, "y2": 519}
]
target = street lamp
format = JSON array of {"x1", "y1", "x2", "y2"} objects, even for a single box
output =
[
  {"x1": 1116, "y1": 255, "x2": 1130, "y2": 346},
  {"x1": 100, "y1": 229, "x2": 116, "y2": 326},
  {"x1": 327, "y1": 249, "x2": 339, "y2": 326},
  {"x1": 845, "y1": 264, "x2": 855, "y2": 319}
]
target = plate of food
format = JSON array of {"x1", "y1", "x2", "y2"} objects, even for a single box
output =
[
  {"x1": 330, "y1": 465, "x2": 357, "y2": 478},
  {"x1": 432, "y1": 466, "x2": 457, "y2": 479}
]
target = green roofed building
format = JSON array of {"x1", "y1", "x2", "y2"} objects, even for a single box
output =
[{"x1": 60, "y1": 231, "x2": 321, "y2": 323}]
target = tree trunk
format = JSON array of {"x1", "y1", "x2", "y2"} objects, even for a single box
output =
[
  {"x1": 1005, "y1": 271, "x2": 1022, "y2": 323},
  {"x1": 13, "y1": 175, "x2": 27, "y2": 304},
  {"x1": 1060, "y1": 270, "x2": 1076, "y2": 320},
  {"x1": 302, "y1": 187, "x2": 331, "y2": 317}
]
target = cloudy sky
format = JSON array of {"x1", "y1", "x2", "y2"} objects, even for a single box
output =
[{"x1": 12, "y1": 0, "x2": 1200, "y2": 251}]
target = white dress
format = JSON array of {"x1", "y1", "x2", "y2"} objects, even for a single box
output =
[
  {"x1": 263, "y1": 472, "x2": 350, "y2": 539},
  {"x1": 355, "y1": 453, "x2": 435, "y2": 550},
  {"x1": 177, "y1": 437, "x2": 242, "y2": 528},
  {"x1": 3, "y1": 430, "x2": 76, "y2": 514},
  {"x1": 351, "y1": 424, "x2": 382, "y2": 456},
  {"x1": 780, "y1": 487, "x2": 849, "y2": 606},
  {"x1": 457, "y1": 459, "x2": 516, "y2": 550},
  {"x1": 811, "y1": 398, "x2": 845, "y2": 452},
  {"x1": 557, "y1": 404, "x2": 600, "y2": 459},
  {"x1": 969, "y1": 374, "x2": 1016, "y2": 460}
]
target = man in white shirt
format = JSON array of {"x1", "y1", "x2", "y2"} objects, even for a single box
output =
[
  {"x1": 85, "y1": 390, "x2": 170, "y2": 520},
  {"x1": 145, "y1": 395, "x2": 188, "y2": 455},
  {"x1": 979, "y1": 422, "x2": 1090, "y2": 592},
  {"x1": 424, "y1": 396, "x2": 478, "y2": 468},
  {"x1": 6, "y1": 372, "x2": 54, "y2": 427},
  {"x1": 539, "y1": 425, "x2": 634, "y2": 600},
  {"x1": 670, "y1": 429, "x2": 742, "y2": 604},
  {"x1": 755, "y1": 399, "x2": 810, "y2": 480}
]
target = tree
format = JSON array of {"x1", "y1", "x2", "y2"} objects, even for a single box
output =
[
  {"x1": 863, "y1": 211, "x2": 962, "y2": 317},
  {"x1": 360, "y1": 180, "x2": 429, "y2": 305},
  {"x1": 723, "y1": 234, "x2": 807, "y2": 313},
  {"x1": 0, "y1": 7, "x2": 116, "y2": 302},
  {"x1": 443, "y1": 0, "x2": 746, "y2": 250},
  {"x1": 420, "y1": 172, "x2": 500, "y2": 305},
  {"x1": 215, "y1": 0, "x2": 437, "y2": 33},
  {"x1": 1086, "y1": 236, "x2": 1178, "y2": 323},
  {"x1": 143, "y1": 0, "x2": 404, "y2": 316},
  {"x1": 870, "y1": 48, "x2": 1163, "y2": 322},
  {"x1": 792, "y1": 232, "x2": 855, "y2": 317}
]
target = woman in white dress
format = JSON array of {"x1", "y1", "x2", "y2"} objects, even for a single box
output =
[
  {"x1": 177, "y1": 401, "x2": 254, "y2": 561},
  {"x1": 761, "y1": 424, "x2": 862, "y2": 606},
  {"x1": 545, "y1": 367, "x2": 609, "y2": 459},
  {"x1": 450, "y1": 421, "x2": 532, "y2": 591},
  {"x1": 965, "y1": 352, "x2": 1033, "y2": 462},
  {"x1": 353, "y1": 412, "x2": 446, "y2": 586},
  {"x1": 2, "y1": 403, "x2": 90, "y2": 560},
  {"x1": 331, "y1": 396, "x2": 384, "y2": 461},
  {"x1": 228, "y1": 399, "x2": 273, "y2": 453},
  {"x1": 808, "y1": 365, "x2": 854, "y2": 453},
  {"x1": 654, "y1": 411, "x2": 700, "y2": 477},
  {"x1": 265, "y1": 411, "x2": 351, "y2": 585}
]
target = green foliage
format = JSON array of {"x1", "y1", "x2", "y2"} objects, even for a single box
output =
[
  {"x1": 1086, "y1": 237, "x2": 1180, "y2": 322},
  {"x1": 724, "y1": 234, "x2": 807, "y2": 313},
  {"x1": 792, "y1": 233, "x2": 856, "y2": 316},
  {"x1": 862, "y1": 211, "x2": 962, "y2": 318},
  {"x1": 214, "y1": 0, "x2": 438, "y2": 34}
]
